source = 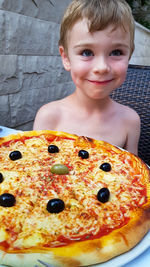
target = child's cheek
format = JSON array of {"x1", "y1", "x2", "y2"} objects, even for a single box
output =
[
  {"x1": 114, "y1": 60, "x2": 128, "y2": 75},
  {"x1": 71, "y1": 61, "x2": 90, "y2": 76},
  {"x1": 115, "y1": 62, "x2": 129, "y2": 86}
]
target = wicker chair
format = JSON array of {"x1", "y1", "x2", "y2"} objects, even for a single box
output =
[{"x1": 111, "y1": 64, "x2": 150, "y2": 166}]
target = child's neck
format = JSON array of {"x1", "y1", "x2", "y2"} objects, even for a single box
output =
[{"x1": 70, "y1": 91, "x2": 112, "y2": 114}]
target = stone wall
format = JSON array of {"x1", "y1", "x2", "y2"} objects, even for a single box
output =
[
  {"x1": 0, "y1": 0, "x2": 74, "y2": 131},
  {"x1": 0, "y1": 0, "x2": 149, "y2": 131}
]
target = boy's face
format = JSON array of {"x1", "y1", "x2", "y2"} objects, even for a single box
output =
[{"x1": 59, "y1": 19, "x2": 131, "y2": 100}]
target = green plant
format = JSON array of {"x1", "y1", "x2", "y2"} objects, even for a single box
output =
[{"x1": 126, "y1": 0, "x2": 150, "y2": 30}]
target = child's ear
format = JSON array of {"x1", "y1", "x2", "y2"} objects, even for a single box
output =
[{"x1": 59, "y1": 46, "x2": 71, "y2": 71}]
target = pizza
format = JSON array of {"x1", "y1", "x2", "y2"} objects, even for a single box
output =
[{"x1": 0, "y1": 130, "x2": 150, "y2": 267}]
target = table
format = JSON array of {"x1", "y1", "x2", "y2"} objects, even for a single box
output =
[{"x1": 0, "y1": 126, "x2": 150, "y2": 267}]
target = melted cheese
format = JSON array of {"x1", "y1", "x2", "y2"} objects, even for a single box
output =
[{"x1": 0, "y1": 228, "x2": 9, "y2": 242}]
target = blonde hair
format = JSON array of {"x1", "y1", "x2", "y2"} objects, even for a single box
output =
[{"x1": 59, "y1": 0, "x2": 135, "y2": 57}]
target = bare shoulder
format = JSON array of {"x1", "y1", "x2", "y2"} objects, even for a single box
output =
[
  {"x1": 33, "y1": 100, "x2": 62, "y2": 130},
  {"x1": 38, "y1": 101, "x2": 61, "y2": 115},
  {"x1": 114, "y1": 102, "x2": 141, "y2": 154},
  {"x1": 33, "y1": 95, "x2": 74, "y2": 130},
  {"x1": 115, "y1": 102, "x2": 140, "y2": 126}
]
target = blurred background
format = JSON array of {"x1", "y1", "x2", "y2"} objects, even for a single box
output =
[{"x1": 0, "y1": 0, "x2": 150, "y2": 131}]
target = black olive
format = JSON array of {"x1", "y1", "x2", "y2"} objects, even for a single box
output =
[
  {"x1": 97, "y1": 188, "x2": 110, "y2": 203},
  {"x1": 0, "y1": 173, "x2": 3, "y2": 183},
  {"x1": 78, "y1": 150, "x2": 89, "y2": 159},
  {"x1": 48, "y1": 145, "x2": 59, "y2": 153},
  {"x1": 9, "y1": 151, "x2": 22, "y2": 161},
  {"x1": 100, "y1": 162, "x2": 111, "y2": 172},
  {"x1": 0, "y1": 193, "x2": 16, "y2": 207},
  {"x1": 47, "y1": 198, "x2": 65, "y2": 213}
]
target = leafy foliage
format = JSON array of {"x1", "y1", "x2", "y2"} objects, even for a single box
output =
[{"x1": 126, "y1": 0, "x2": 150, "y2": 30}]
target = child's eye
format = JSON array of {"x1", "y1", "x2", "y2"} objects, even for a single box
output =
[
  {"x1": 110, "y1": 49, "x2": 123, "y2": 56},
  {"x1": 81, "y1": 49, "x2": 94, "y2": 57}
]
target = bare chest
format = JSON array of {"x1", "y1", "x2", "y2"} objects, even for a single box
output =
[{"x1": 55, "y1": 114, "x2": 127, "y2": 148}]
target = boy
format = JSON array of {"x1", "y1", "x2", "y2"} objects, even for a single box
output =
[{"x1": 33, "y1": 0, "x2": 140, "y2": 155}]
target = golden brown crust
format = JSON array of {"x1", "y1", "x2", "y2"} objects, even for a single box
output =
[
  {"x1": 0, "y1": 130, "x2": 150, "y2": 267},
  {"x1": 0, "y1": 130, "x2": 77, "y2": 145}
]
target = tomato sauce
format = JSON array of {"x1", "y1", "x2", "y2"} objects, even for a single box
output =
[{"x1": 0, "y1": 241, "x2": 10, "y2": 250}]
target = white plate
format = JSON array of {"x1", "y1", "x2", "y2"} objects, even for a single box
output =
[{"x1": 0, "y1": 126, "x2": 22, "y2": 137}]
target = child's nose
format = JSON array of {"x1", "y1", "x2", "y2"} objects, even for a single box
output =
[{"x1": 93, "y1": 56, "x2": 110, "y2": 74}]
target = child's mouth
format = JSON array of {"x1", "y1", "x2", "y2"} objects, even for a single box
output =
[{"x1": 88, "y1": 79, "x2": 114, "y2": 85}]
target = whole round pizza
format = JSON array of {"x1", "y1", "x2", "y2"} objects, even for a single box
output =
[{"x1": 0, "y1": 130, "x2": 150, "y2": 267}]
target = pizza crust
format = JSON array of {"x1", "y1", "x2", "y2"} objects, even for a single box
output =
[
  {"x1": 0, "y1": 130, "x2": 77, "y2": 142},
  {"x1": 0, "y1": 130, "x2": 150, "y2": 267}
]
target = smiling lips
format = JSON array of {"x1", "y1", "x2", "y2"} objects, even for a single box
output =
[{"x1": 88, "y1": 79, "x2": 114, "y2": 85}]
